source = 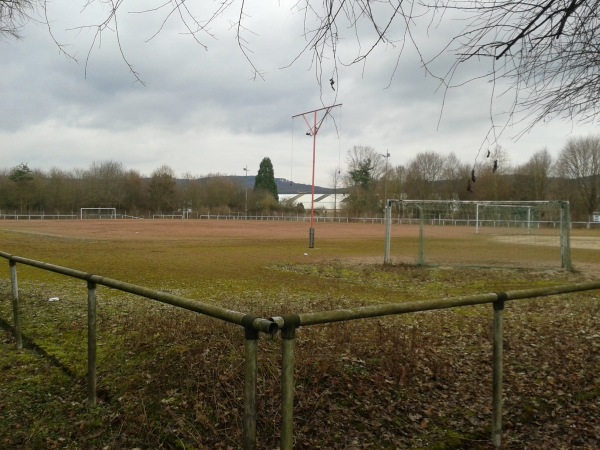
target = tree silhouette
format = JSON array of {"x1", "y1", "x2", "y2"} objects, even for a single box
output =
[
  {"x1": 8, "y1": 162, "x2": 34, "y2": 212},
  {"x1": 556, "y1": 135, "x2": 600, "y2": 220},
  {"x1": 253, "y1": 157, "x2": 278, "y2": 201},
  {"x1": 254, "y1": 157, "x2": 279, "y2": 200}
]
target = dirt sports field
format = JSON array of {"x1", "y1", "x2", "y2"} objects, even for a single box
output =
[
  {"x1": 1, "y1": 218, "x2": 599, "y2": 285},
  {"x1": 3, "y1": 218, "x2": 599, "y2": 243},
  {"x1": 1, "y1": 217, "x2": 598, "y2": 240},
  {"x1": 2, "y1": 218, "x2": 600, "y2": 270},
  {"x1": 0, "y1": 218, "x2": 410, "y2": 241}
]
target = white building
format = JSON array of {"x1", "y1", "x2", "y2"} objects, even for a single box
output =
[{"x1": 279, "y1": 193, "x2": 348, "y2": 212}]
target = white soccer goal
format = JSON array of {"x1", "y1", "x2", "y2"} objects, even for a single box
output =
[
  {"x1": 80, "y1": 208, "x2": 117, "y2": 220},
  {"x1": 384, "y1": 200, "x2": 572, "y2": 269}
]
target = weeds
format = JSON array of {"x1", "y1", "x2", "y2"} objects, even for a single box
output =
[{"x1": 0, "y1": 223, "x2": 598, "y2": 449}]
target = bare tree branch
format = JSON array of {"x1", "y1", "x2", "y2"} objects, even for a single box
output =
[
  {"x1": 7, "y1": 0, "x2": 600, "y2": 144},
  {"x1": 0, "y1": 0, "x2": 39, "y2": 38}
]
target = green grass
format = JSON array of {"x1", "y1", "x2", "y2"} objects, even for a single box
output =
[{"x1": 0, "y1": 223, "x2": 599, "y2": 449}]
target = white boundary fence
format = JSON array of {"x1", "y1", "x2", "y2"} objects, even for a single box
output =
[
  {"x1": 0, "y1": 212, "x2": 78, "y2": 220},
  {"x1": 1, "y1": 210, "x2": 599, "y2": 229},
  {"x1": 80, "y1": 208, "x2": 117, "y2": 220}
]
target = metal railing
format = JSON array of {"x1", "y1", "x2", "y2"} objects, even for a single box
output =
[
  {"x1": 2, "y1": 250, "x2": 600, "y2": 449},
  {"x1": 0, "y1": 251, "x2": 277, "y2": 450},
  {"x1": 269, "y1": 282, "x2": 600, "y2": 449}
]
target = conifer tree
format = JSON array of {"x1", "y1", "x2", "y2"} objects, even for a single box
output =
[{"x1": 253, "y1": 157, "x2": 278, "y2": 201}]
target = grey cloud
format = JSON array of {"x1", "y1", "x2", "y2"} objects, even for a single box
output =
[{"x1": 1, "y1": 2, "x2": 596, "y2": 183}]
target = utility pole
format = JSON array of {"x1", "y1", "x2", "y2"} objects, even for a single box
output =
[
  {"x1": 292, "y1": 103, "x2": 342, "y2": 248},
  {"x1": 243, "y1": 166, "x2": 249, "y2": 219}
]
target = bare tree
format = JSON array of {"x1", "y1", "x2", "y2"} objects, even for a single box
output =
[
  {"x1": 44, "y1": 167, "x2": 78, "y2": 212},
  {"x1": 83, "y1": 160, "x2": 127, "y2": 208},
  {"x1": 387, "y1": 164, "x2": 407, "y2": 200},
  {"x1": 179, "y1": 172, "x2": 201, "y2": 213},
  {"x1": 290, "y1": 1, "x2": 600, "y2": 134},
  {"x1": 515, "y1": 149, "x2": 553, "y2": 200},
  {"x1": 345, "y1": 145, "x2": 386, "y2": 184},
  {"x1": 439, "y1": 0, "x2": 600, "y2": 134},
  {"x1": 122, "y1": 169, "x2": 148, "y2": 214},
  {"x1": 343, "y1": 145, "x2": 385, "y2": 213},
  {"x1": 0, "y1": 0, "x2": 38, "y2": 38},
  {"x1": 199, "y1": 175, "x2": 244, "y2": 212},
  {"x1": 441, "y1": 152, "x2": 471, "y2": 199},
  {"x1": 149, "y1": 164, "x2": 178, "y2": 212},
  {"x1": 405, "y1": 151, "x2": 447, "y2": 199},
  {"x1": 556, "y1": 135, "x2": 600, "y2": 221},
  {"x1": 471, "y1": 146, "x2": 513, "y2": 200}
]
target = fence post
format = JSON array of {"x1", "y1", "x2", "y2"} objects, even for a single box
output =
[
  {"x1": 87, "y1": 281, "x2": 97, "y2": 406},
  {"x1": 281, "y1": 316, "x2": 299, "y2": 450},
  {"x1": 9, "y1": 260, "x2": 22, "y2": 350},
  {"x1": 243, "y1": 323, "x2": 259, "y2": 450},
  {"x1": 492, "y1": 294, "x2": 505, "y2": 449}
]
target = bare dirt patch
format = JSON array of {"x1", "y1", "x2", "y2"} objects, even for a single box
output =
[
  {"x1": 0, "y1": 219, "x2": 391, "y2": 241},
  {"x1": 490, "y1": 234, "x2": 600, "y2": 250}
]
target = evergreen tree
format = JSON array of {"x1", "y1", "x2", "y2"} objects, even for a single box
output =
[
  {"x1": 9, "y1": 162, "x2": 34, "y2": 212},
  {"x1": 349, "y1": 158, "x2": 374, "y2": 189},
  {"x1": 253, "y1": 157, "x2": 278, "y2": 201}
]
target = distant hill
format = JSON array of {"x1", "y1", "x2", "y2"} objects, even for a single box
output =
[{"x1": 210, "y1": 175, "x2": 340, "y2": 195}]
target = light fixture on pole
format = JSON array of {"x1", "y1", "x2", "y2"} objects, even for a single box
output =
[
  {"x1": 292, "y1": 103, "x2": 342, "y2": 248},
  {"x1": 383, "y1": 151, "x2": 390, "y2": 203}
]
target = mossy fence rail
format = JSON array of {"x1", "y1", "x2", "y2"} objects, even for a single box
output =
[{"x1": 2, "y1": 251, "x2": 599, "y2": 450}]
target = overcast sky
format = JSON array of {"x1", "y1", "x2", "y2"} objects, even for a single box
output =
[{"x1": 1, "y1": 1, "x2": 598, "y2": 186}]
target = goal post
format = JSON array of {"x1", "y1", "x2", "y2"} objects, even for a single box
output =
[
  {"x1": 80, "y1": 208, "x2": 117, "y2": 220},
  {"x1": 560, "y1": 201, "x2": 573, "y2": 270},
  {"x1": 384, "y1": 200, "x2": 572, "y2": 269},
  {"x1": 384, "y1": 199, "x2": 424, "y2": 265}
]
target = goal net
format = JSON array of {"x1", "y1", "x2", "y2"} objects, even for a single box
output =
[
  {"x1": 80, "y1": 208, "x2": 117, "y2": 220},
  {"x1": 384, "y1": 200, "x2": 571, "y2": 269}
]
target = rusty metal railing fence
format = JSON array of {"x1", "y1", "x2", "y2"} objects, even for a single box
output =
[
  {"x1": 270, "y1": 282, "x2": 600, "y2": 449},
  {"x1": 2, "y1": 250, "x2": 600, "y2": 449},
  {"x1": 0, "y1": 251, "x2": 277, "y2": 450}
]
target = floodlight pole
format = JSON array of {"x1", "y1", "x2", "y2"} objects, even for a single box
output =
[
  {"x1": 383, "y1": 151, "x2": 390, "y2": 203},
  {"x1": 292, "y1": 103, "x2": 342, "y2": 248},
  {"x1": 243, "y1": 166, "x2": 249, "y2": 219}
]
